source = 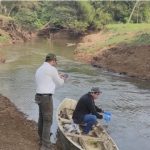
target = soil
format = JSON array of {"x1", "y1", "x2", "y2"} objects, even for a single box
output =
[
  {"x1": 75, "y1": 33, "x2": 150, "y2": 80},
  {"x1": 0, "y1": 94, "x2": 40, "y2": 150},
  {"x1": 0, "y1": 94, "x2": 60, "y2": 150}
]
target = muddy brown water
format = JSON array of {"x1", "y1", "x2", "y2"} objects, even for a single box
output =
[{"x1": 0, "y1": 38, "x2": 150, "y2": 150}]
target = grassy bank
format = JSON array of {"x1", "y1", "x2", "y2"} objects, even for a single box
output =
[
  {"x1": 0, "y1": 15, "x2": 34, "y2": 47},
  {"x1": 0, "y1": 15, "x2": 13, "y2": 44},
  {"x1": 0, "y1": 14, "x2": 14, "y2": 23},
  {"x1": 105, "y1": 23, "x2": 150, "y2": 46},
  {"x1": 0, "y1": 29, "x2": 11, "y2": 44},
  {"x1": 77, "y1": 23, "x2": 150, "y2": 53}
]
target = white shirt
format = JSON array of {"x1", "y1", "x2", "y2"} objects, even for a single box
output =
[{"x1": 35, "y1": 62, "x2": 64, "y2": 94}]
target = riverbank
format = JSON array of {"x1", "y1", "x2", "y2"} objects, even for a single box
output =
[
  {"x1": 75, "y1": 24, "x2": 150, "y2": 80},
  {"x1": 0, "y1": 15, "x2": 35, "y2": 63},
  {"x1": 0, "y1": 94, "x2": 40, "y2": 150},
  {"x1": 0, "y1": 94, "x2": 61, "y2": 150}
]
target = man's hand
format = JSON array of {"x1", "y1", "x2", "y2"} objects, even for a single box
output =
[
  {"x1": 59, "y1": 73, "x2": 68, "y2": 80},
  {"x1": 63, "y1": 74, "x2": 69, "y2": 79}
]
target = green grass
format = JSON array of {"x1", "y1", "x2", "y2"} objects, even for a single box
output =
[
  {"x1": 0, "y1": 33, "x2": 10, "y2": 43},
  {"x1": 103, "y1": 24, "x2": 150, "y2": 46},
  {"x1": 0, "y1": 15, "x2": 13, "y2": 43},
  {"x1": 78, "y1": 23, "x2": 150, "y2": 53},
  {"x1": 0, "y1": 15, "x2": 14, "y2": 22},
  {"x1": 131, "y1": 33, "x2": 150, "y2": 45},
  {"x1": 104, "y1": 23, "x2": 150, "y2": 46},
  {"x1": 106, "y1": 23, "x2": 150, "y2": 33}
]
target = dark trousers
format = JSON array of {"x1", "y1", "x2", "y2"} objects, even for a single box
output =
[{"x1": 35, "y1": 94, "x2": 53, "y2": 146}]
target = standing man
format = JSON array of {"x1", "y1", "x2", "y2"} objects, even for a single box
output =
[
  {"x1": 35, "y1": 53, "x2": 66, "y2": 150},
  {"x1": 72, "y1": 87, "x2": 104, "y2": 134}
]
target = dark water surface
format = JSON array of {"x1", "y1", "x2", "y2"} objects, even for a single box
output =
[{"x1": 0, "y1": 38, "x2": 150, "y2": 150}]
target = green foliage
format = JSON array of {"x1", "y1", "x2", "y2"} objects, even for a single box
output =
[
  {"x1": 140, "y1": 2, "x2": 150, "y2": 23},
  {"x1": 132, "y1": 33, "x2": 150, "y2": 45},
  {"x1": 50, "y1": 6, "x2": 77, "y2": 27},
  {"x1": 106, "y1": 23, "x2": 150, "y2": 33},
  {"x1": 0, "y1": 32, "x2": 10, "y2": 43},
  {"x1": 15, "y1": 8, "x2": 38, "y2": 30},
  {"x1": 0, "y1": 1, "x2": 150, "y2": 33},
  {"x1": 105, "y1": 23, "x2": 150, "y2": 46},
  {"x1": 68, "y1": 20, "x2": 88, "y2": 33},
  {"x1": 91, "y1": 8, "x2": 112, "y2": 30},
  {"x1": 76, "y1": 1, "x2": 94, "y2": 23}
]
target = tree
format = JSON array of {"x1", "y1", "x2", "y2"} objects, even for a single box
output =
[
  {"x1": 128, "y1": 0, "x2": 139, "y2": 23},
  {"x1": 15, "y1": 7, "x2": 38, "y2": 30}
]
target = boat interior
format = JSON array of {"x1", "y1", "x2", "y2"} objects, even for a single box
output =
[{"x1": 57, "y1": 99, "x2": 118, "y2": 150}]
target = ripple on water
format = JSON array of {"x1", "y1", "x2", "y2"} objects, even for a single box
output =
[{"x1": 0, "y1": 39, "x2": 150, "y2": 150}]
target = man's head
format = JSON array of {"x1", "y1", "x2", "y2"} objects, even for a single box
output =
[
  {"x1": 90, "y1": 87, "x2": 102, "y2": 99},
  {"x1": 45, "y1": 53, "x2": 57, "y2": 66}
]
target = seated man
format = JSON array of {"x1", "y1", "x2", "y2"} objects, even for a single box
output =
[{"x1": 72, "y1": 87, "x2": 104, "y2": 134}]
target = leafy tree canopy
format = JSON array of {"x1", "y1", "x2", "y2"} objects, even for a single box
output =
[{"x1": 0, "y1": 1, "x2": 150, "y2": 33}]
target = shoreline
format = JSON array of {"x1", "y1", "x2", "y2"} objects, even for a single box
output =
[
  {"x1": 75, "y1": 33, "x2": 150, "y2": 81},
  {"x1": 0, "y1": 94, "x2": 60, "y2": 150},
  {"x1": 0, "y1": 33, "x2": 149, "y2": 149},
  {"x1": 0, "y1": 94, "x2": 40, "y2": 150},
  {"x1": 0, "y1": 33, "x2": 37, "y2": 64}
]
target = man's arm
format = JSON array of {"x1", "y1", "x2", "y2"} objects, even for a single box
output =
[
  {"x1": 95, "y1": 106, "x2": 104, "y2": 113},
  {"x1": 86, "y1": 98, "x2": 103, "y2": 119},
  {"x1": 51, "y1": 67, "x2": 64, "y2": 86}
]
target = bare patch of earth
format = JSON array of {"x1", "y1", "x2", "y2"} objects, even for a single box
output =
[
  {"x1": 0, "y1": 94, "x2": 40, "y2": 150},
  {"x1": 0, "y1": 94, "x2": 60, "y2": 150}
]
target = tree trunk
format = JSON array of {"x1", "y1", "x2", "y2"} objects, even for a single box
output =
[
  {"x1": 8, "y1": 5, "x2": 15, "y2": 16},
  {"x1": 128, "y1": 0, "x2": 139, "y2": 23},
  {"x1": 137, "y1": 5, "x2": 139, "y2": 23}
]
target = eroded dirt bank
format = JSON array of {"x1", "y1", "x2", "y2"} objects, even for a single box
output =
[
  {"x1": 75, "y1": 33, "x2": 150, "y2": 80},
  {"x1": 0, "y1": 15, "x2": 35, "y2": 63},
  {"x1": 0, "y1": 94, "x2": 62, "y2": 150},
  {"x1": 0, "y1": 94, "x2": 40, "y2": 150}
]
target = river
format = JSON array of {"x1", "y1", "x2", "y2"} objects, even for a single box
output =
[{"x1": 0, "y1": 38, "x2": 150, "y2": 150}]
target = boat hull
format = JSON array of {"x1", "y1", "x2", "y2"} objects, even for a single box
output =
[{"x1": 58, "y1": 128, "x2": 80, "y2": 150}]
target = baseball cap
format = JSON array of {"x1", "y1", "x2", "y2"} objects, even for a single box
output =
[
  {"x1": 45, "y1": 53, "x2": 57, "y2": 61},
  {"x1": 90, "y1": 87, "x2": 102, "y2": 93}
]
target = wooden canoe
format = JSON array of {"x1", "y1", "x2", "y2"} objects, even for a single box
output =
[{"x1": 56, "y1": 98, "x2": 119, "y2": 150}]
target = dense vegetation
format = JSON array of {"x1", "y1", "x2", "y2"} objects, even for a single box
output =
[{"x1": 0, "y1": 1, "x2": 150, "y2": 34}]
